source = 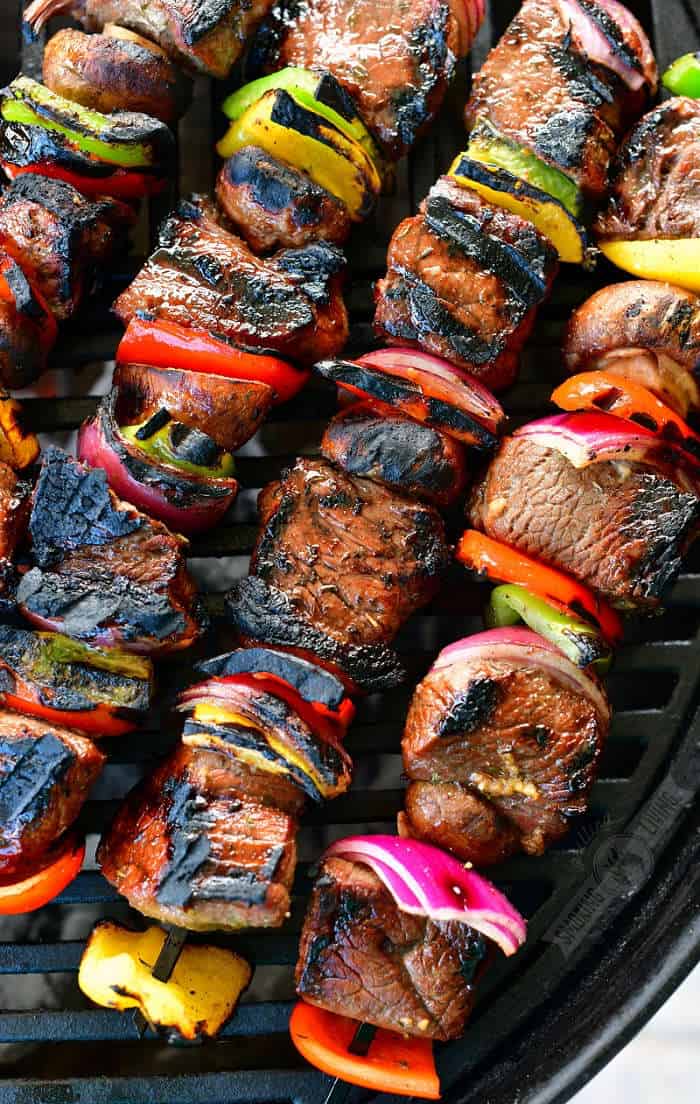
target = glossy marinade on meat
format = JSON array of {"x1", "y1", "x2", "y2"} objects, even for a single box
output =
[
  {"x1": 296, "y1": 856, "x2": 488, "y2": 1039},
  {"x1": 0, "y1": 256, "x2": 57, "y2": 389},
  {"x1": 113, "y1": 196, "x2": 349, "y2": 364}
]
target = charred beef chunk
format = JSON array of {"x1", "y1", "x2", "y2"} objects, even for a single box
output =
[
  {"x1": 113, "y1": 195, "x2": 348, "y2": 365},
  {"x1": 400, "y1": 652, "x2": 610, "y2": 863},
  {"x1": 0, "y1": 709, "x2": 104, "y2": 878},
  {"x1": 321, "y1": 402, "x2": 468, "y2": 508},
  {"x1": 468, "y1": 435, "x2": 700, "y2": 609},
  {"x1": 563, "y1": 280, "x2": 700, "y2": 418},
  {"x1": 0, "y1": 255, "x2": 56, "y2": 389},
  {"x1": 374, "y1": 177, "x2": 558, "y2": 390},
  {"x1": 0, "y1": 462, "x2": 30, "y2": 559},
  {"x1": 17, "y1": 448, "x2": 204, "y2": 653},
  {"x1": 0, "y1": 174, "x2": 133, "y2": 322},
  {"x1": 249, "y1": 455, "x2": 448, "y2": 658},
  {"x1": 596, "y1": 98, "x2": 700, "y2": 242},
  {"x1": 98, "y1": 745, "x2": 298, "y2": 931},
  {"x1": 247, "y1": 0, "x2": 468, "y2": 160},
  {"x1": 296, "y1": 856, "x2": 488, "y2": 1039},
  {"x1": 217, "y1": 147, "x2": 352, "y2": 253}
]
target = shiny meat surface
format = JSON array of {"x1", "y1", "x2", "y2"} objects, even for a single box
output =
[
  {"x1": 401, "y1": 657, "x2": 609, "y2": 863},
  {"x1": 374, "y1": 177, "x2": 558, "y2": 390},
  {"x1": 0, "y1": 709, "x2": 104, "y2": 877},
  {"x1": 98, "y1": 745, "x2": 298, "y2": 931},
  {"x1": 296, "y1": 856, "x2": 488, "y2": 1039},
  {"x1": 0, "y1": 257, "x2": 56, "y2": 389},
  {"x1": 248, "y1": 0, "x2": 468, "y2": 159},
  {"x1": 217, "y1": 148, "x2": 351, "y2": 253},
  {"x1": 0, "y1": 462, "x2": 30, "y2": 560},
  {"x1": 596, "y1": 98, "x2": 700, "y2": 241},
  {"x1": 468, "y1": 435, "x2": 700, "y2": 609},
  {"x1": 113, "y1": 196, "x2": 348, "y2": 364}
]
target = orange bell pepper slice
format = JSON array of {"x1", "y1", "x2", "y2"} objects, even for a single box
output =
[
  {"x1": 456, "y1": 530, "x2": 623, "y2": 645},
  {"x1": 290, "y1": 1002, "x2": 441, "y2": 1099},
  {"x1": 0, "y1": 835, "x2": 85, "y2": 914}
]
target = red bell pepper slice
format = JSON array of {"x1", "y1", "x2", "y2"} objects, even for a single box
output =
[
  {"x1": 1, "y1": 160, "x2": 165, "y2": 202},
  {"x1": 290, "y1": 1002, "x2": 441, "y2": 1099},
  {"x1": 117, "y1": 317, "x2": 309, "y2": 404},
  {"x1": 0, "y1": 835, "x2": 85, "y2": 914},
  {"x1": 0, "y1": 693, "x2": 135, "y2": 738},
  {"x1": 456, "y1": 530, "x2": 624, "y2": 645},
  {"x1": 217, "y1": 672, "x2": 355, "y2": 746}
]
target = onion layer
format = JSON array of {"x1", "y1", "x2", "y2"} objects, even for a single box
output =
[{"x1": 557, "y1": 0, "x2": 645, "y2": 89}]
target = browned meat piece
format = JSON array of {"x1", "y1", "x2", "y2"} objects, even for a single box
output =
[
  {"x1": 468, "y1": 434, "x2": 700, "y2": 609},
  {"x1": 321, "y1": 402, "x2": 468, "y2": 508},
  {"x1": 251, "y1": 457, "x2": 448, "y2": 651},
  {"x1": 17, "y1": 448, "x2": 204, "y2": 654},
  {"x1": 0, "y1": 709, "x2": 104, "y2": 878},
  {"x1": 374, "y1": 177, "x2": 558, "y2": 390},
  {"x1": 0, "y1": 174, "x2": 133, "y2": 322},
  {"x1": 401, "y1": 649, "x2": 610, "y2": 863},
  {"x1": 248, "y1": 0, "x2": 470, "y2": 160},
  {"x1": 465, "y1": 0, "x2": 655, "y2": 201},
  {"x1": 25, "y1": 0, "x2": 275, "y2": 78},
  {"x1": 42, "y1": 28, "x2": 192, "y2": 123},
  {"x1": 296, "y1": 856, "x2": 488, "y2": 1039},
  {"x1": 596, "y1": 98, "x2": 700, "y2": 241},
  {"x1": 0, "y1": 462, "x2": 30, "y2": 560},
  {"x1": 113, "y1": 196, "x2": 348, "y2": 365},
  {"x1": 98, "y1": 745, "x2": 298, "y2": 931},
  {"x1": 217, "y1": 148, "x2": 351, "y2": 253},
  {"x1": 563, "y1": 280, "x2": 700, "y2": 418},
  {"x1": 0, "y1": 254, "x2": 57, "y2": 388}
]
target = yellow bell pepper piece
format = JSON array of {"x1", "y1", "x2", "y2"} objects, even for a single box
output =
[
  {"x1": 599, "y1": 239, "x2": 700, "y2": 292},
  {"x1": 217, "y1": 89, "x2": 381, "y2": 221},
  {"x1": 0, "y1": 391, "x2": 39, "y2": 469},
  {"x1": 78, "y1": 921, "x2": 251, "y2": 1040}
]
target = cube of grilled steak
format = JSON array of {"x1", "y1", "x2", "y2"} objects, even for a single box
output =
[
  {"x1": 98, "y1": 745, "x2": 298, "y2": 931},
  {"x1": 30, "y1": 0, "x2": 275, "y2": 78},
  {"x1": 251, "y1": 457, "x2": 449, "y2": 651},
  {"x1": 0, "y1": 257, "x2": 56, "y2": 389},
  {"x1": 466, "y1": 0, "x2": 632, "y2": 201},
  {"x1": 374, "y1": 178, "x2": 558, "y2": 390},
  {"x1": 596, "y1": 99, "x2": 700, "y2": 242},
  {"x1": 321, "y1": 403, "x2": 467, "y2": 508},
  {"x1": 17, "y1": 448, "x2": 204, "y2": 653},
  {"x1": 248, "y1": 0, "x2": 470, "y2": 160},
  {"x1": 0, "y1": 709, "x2": 104, "y2": 878},
  {"x1": 401, "y1": 653, "x2": 610, "y2": 863},
  {"x1": 217, "y1": 148, "x2": 352, "y2": 253},
  {"x1": 296, "y1": 856, "x2": 488, "y2": 1040},
  {"x1": 0, "y1": 174, "x2": 133, "y2": 322},
  {"x1": 563, "y1": 281, "x2": 700, "y2": 418},
  {"x1": 0, "y1": 462, "x2": 30, "y2": 559},
  {"x1": 113, "y1": 196, "x2": 348, "y2": 365},
  {"x1": 468, "y1": 435, "x2": 700, "y2": 609}
]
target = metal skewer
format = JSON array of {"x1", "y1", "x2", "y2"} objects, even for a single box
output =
[
  {"x1": 133, "y1": 925, "x2": 188, "y2": 1036},
  {"x1": 322, "y1": 1021, "x2": 377, "y2": 1104}
]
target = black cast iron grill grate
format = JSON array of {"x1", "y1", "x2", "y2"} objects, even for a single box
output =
[{"x1": 0, "y1": 2, "x2": 699, "y2": 1102}]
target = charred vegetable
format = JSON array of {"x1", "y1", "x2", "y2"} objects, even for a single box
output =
[{"x1": 0, "y1": 391, "x2": 39, "y2": 470}]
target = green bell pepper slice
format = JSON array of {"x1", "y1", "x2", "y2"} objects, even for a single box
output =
[
  {"x1": 120, "y1": 414, "x2": 236, "y2": 480},
  {"x1": 662, "y1": 53, "x2": 700, "y2": 98}
]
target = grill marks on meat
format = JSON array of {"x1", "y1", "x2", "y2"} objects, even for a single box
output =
[
  {"x1": 374, "y1": 178, "x2": 558, "y2": 389},
  {"x1": 248, "y1": 0, "x2": 467, "y2": 160},
  {"x1": 98, "y1": 745, "x2": 297, "y2": 930},
  {"x1": 400, "y1": 657, "x2": 609, "y2": 863},
  {"x1": 113, "y1": 196, "x2": 348, "y2": 364},
  {"x1": 0, "y1": 174, "x2": 133, "y2": 322},
  {"x1": 596, "y1": 98, "x2": 700, "y2": 241},
  {"x1": 468, "y1": 435, "x2": 700, "y2": 609},
  {"x1": 0, "y1": 710, "x2": 104, "y2": 878},
  {"x1": 17, "y1": 448, "x2": 203, "y2": 653},
  {"x1": 296, "y1": 856, "x2": 488, "y2": 1039}
]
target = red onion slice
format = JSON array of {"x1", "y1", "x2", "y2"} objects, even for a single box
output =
[
  {"x1": 325, "y1": 834, "x2": 527, "y2": 956},
  {"x1": 556, "y1": 0, "x2": 645, "y2": 90},
  {"x1": 513, "y1": 411, "x2": 696, "y2": 472}
]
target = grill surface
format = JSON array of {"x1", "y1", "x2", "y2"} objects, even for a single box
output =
[{"x1": 0, "y1": 2, "x2": 699, "y2": 1102}]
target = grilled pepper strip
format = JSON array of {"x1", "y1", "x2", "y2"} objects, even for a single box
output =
[
  {"x1": 290, "y1": 1002, "x2": 440, "y2": 1099},
  {"x1": 0, "y1": 388, "x2": 39, "y2": 469},
  {"x1": 597, "y1": 239, "x2": 700, "y2": 294},
  {"x1": 662, "y1": 53, "x2": 700, "y2": 98},
  {"x1": 120, "y1": 413, "x2": 236, "y2": 479},
  {"x1": 485, "y1": 584, "x2": 612, "y2": 673},
  {"x1": 0, "y1": 835, "x2": 85, "y2": 914},
  {"x1": 1, "y1": 160, "x2": 166, "y2": 200}
]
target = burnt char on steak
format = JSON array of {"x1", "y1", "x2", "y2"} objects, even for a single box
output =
[
  {"x1": 247, "y1": 0, "x2": 469, "y2": 160},
  {"x1": 16, "y1": 448, "x2": 204, "y2": 653},
  {"x1": 465, "y1": 0, "x2": 655, "y2": 201},
  {"x1": 113, "y1": 196, "x2": 348, "y2": 365},
  {"x1": 400, "y1": 653, "x2": 610, "y2": 864},
  {"x1": 563, "y1": 281, "x2": 700, "y2": 418},
  {"x1": 468, "y1": 434, "x2": 700, "y2": 610},
  {"x1": 296, "y1": 856, "x2": 488, "y2": 1039},
  {"x1": 0, "y1": 709, "x2": 104, "y2": 878},
  {"x1": 374, "y1": 177, "x2": 558, "y2": 390},
  {"x1": 98, "y1": 744, "x2": 298, "y2": 931},
  {"x1": 595, "y1": 98, "x2": 700, "y2": 241},
  {"x1": 0, "y1": 174, "x2": 133, "y2": 322}
]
